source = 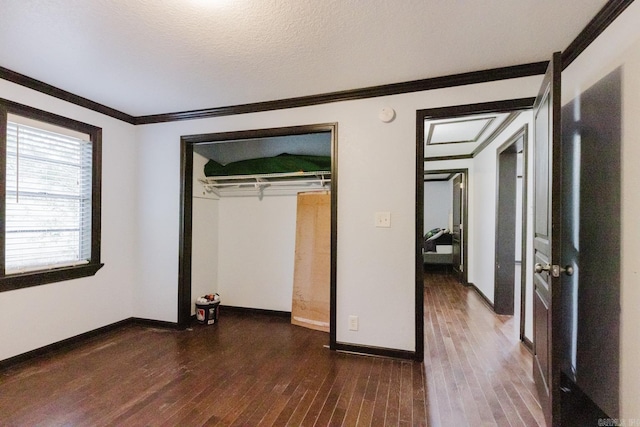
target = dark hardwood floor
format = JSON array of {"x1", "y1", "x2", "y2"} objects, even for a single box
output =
[
  {"x1": 0, "y1": 272, "x2": 542, "y2": 426},
  {"x1": 423, "y1": 270, "x2": 544, "y2": 426},
  {"x1": 0, "y1": 311, "x2": 426, "y2": 426}
]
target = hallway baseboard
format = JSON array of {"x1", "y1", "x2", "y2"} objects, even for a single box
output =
[{"x1": 466, "y1": 281, "x2": 495, "y2": 310}]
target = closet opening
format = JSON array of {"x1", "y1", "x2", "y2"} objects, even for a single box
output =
[{"x1": 178, "y1": 123, "x2": 338, "y2": 350}]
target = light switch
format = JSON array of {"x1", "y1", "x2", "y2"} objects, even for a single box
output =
[{"x1": 375, "y1": 211, "x2": 391, "y2": 228}]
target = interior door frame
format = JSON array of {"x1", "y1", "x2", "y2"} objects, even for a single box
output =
[
  {"x1": 423, "y1": 169, "x2": 468, "y2": 283},
  {"x1": 415, "y1": 98, "x2": 535, "y2": 361},
  {"x1": 178, "y1": 123, "x2": 339, "y2": 350},
  {"x1": 494, "y1": 126, "x2": 528, "y2": 327}
]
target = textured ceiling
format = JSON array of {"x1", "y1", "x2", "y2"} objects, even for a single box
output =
[{"x1": 0, "y1": 0, "x2": 608, "y2": 117}]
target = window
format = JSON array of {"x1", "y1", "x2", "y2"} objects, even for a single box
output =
[{"x1": 1, "y1": 99, "x2": 103, "y2": 292}]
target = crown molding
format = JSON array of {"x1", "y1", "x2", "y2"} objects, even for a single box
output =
[
  {"x1": 134, "y1": 62, "x2": 547, "y2": 124},
  {"x1": 1, "y1": 62, "x2": 545, "y2": 126},
  {"x1": 562, "y1": 0, "x2": 635, "y2": 69},
  {"x1": 0, "y1": 66, "x2": 136, "y2": 124}
]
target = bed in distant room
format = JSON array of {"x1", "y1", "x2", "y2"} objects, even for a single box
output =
[{"x1": 423, "y1": 228, "x2": 453, "y2": 267}]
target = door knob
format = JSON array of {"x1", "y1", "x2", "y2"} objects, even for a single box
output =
[
  {"x1": 559, "y1": 265, "x2": 574, "y2": 276},
  {"x1": 534, "y1": 263, "x2": 550, "y2": 274},
  {"x1": 535, "y1": 263, "x2": 574, "y2": 276}
]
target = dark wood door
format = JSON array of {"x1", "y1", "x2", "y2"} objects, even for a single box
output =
[
  {"x1": 559, "y1": 68, "x2": 621, "y2": 420},
  {"x1": 494, "y1": 148, "x2": 517, "y2": 315},
  {"x1": 451, "y1": 174, "x2": 462, "y2": 281},
  {"x1": 532, "y1": 52, "x2": 562, "y2": 426}
]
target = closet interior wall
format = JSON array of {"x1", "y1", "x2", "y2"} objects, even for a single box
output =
[
  {"x1": 191, "y1": 152, "x2": 219, "y2": 314},
  {"x1": 190, "y1": 133, "x2": 332, "y2": 314},
  {"x1": 191, "y1": 151, "x2": 298, "y2": 313}
]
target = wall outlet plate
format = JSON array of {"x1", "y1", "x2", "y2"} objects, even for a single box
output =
[
  {"x1": 348, "y1": 315, "x2": 359, "y2": 331},
  {"x1": 375, "y1": 211, "x2": 391, "y2": 228}
]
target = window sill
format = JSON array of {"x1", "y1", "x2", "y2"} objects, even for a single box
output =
[{"x1": 0, "y1": 263, "x2": 104, "y2": 293}]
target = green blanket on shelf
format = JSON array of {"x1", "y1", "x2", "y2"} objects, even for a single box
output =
[{"x1": 204, "y1": 153, "x2": 331, "y2": 177}]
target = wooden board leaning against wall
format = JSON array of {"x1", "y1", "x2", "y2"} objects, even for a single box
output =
[{"x1": 291, "y1": 191, "x2": 331, "y2": 332}]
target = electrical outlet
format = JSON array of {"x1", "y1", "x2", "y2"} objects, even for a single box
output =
[
  {"x1": 375, "y1": 211, "x2": 391, "y2": 228},
  {"x1": 348, "y1": 315, "x2": 359, "y2": 331}
]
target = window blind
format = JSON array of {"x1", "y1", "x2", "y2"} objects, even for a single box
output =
[{"x1": 5, "y1": 120, "x2": 92, "y2": 273}]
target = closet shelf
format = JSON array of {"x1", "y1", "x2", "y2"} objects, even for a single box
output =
[{"x1": 198, "y1": 171, "x2": 331, "y2": 197}]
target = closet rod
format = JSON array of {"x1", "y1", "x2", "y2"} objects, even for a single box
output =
[
  {"x1": 202, "y1": 178, "x2": 331, "y2": 189},
  {"x1": 200, "y1": 170, "x2": 329, "y2": 182}
]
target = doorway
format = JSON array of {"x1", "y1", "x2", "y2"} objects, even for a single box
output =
[
  {"x1": 415, "y1": 98, "x2": 535, "y2": 361},
  {"x1": 178, "y1": 123, "x2": 338, "y2": 349},
  {"x1": 451, "y1": 173, "x2": 465, "y2": 283},
  {"x1": 422, "y1": 170, "x2": 468, "y2": 283},
  {"x1": 494, "y1": 127, "x2": 528, "y2": 333}
]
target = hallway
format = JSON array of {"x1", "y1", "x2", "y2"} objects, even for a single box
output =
[{"x1": 423, "y1": 271, "x2": 544, "y2": 426}]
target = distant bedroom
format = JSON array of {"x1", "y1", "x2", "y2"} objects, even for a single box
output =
[{"x1": 422, "y1": 172, "x2": 464, "y2": 277}]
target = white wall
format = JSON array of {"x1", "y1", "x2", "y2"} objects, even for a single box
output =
[
  {"x1": 424, "y1": 180, "x2": 452, "y2": 231},
  {"x1": 562, "y1": 1, "x2": 640, "y2": 417},
  {"x1": 191, "y1": 153, "x2": 219, "y2": 313},
  {"x1": 472, "y1": 113, "x2": 535, "y2": 342},
  {"x1": 135, "y1": 75, "x2": 541, "y2": 352},
  {"x1": 192, "y1": 150, "x2": 320, "y2": 313},
  {"x1": 0, "y1": 80, "x2": 138, "y2": 362},
  {"x1": 217, "y1": 195, "x2": 298, "y2": 311},
  {"x1": 470, "y1": 113, "x2": 534, "y2": 309},
  {"x1": 191, "y1": 197, "x2": 218, "y2": 308},
  {"x1": 192, "y1": 152, "x2": 218, "y2": 201}
]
